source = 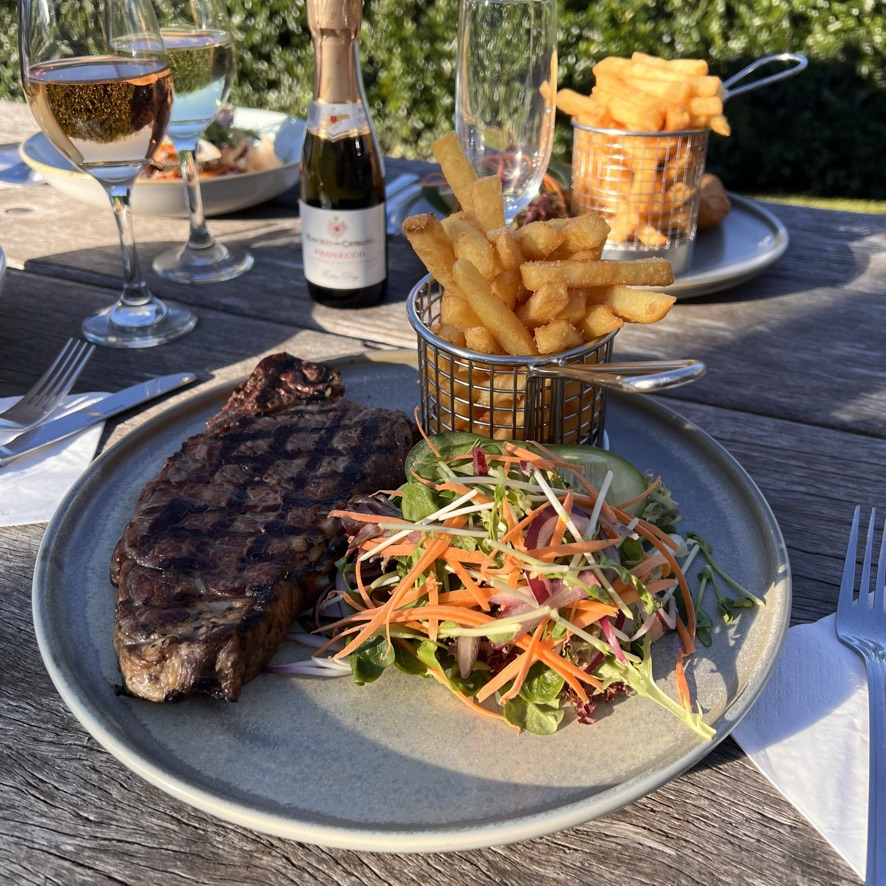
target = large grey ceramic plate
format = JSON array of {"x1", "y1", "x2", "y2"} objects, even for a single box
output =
[
  {"x1": 20, "y1": 108, "x2": 304, "y2": 217},
  {"x1": 32, "y1": 351, "x2": 790, "y2": 853},
  {"x1": 391, "y1": 186, "x2": 787, "y2": 299}
]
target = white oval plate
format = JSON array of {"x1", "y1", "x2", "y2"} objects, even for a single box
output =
[
  {"x1": 19, "y1": 108, "x2": 304, "y2": 218},
  {"x1": 32, "y1": 351, "x2": 790, "y2": 853}
]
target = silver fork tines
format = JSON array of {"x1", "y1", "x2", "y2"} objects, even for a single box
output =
[
  {"x1": 0, "y1": 339, "x2": 95, "y2": 433},
  {"x1": 836, "y1": 506, "x2": 886, "y2": 885}
]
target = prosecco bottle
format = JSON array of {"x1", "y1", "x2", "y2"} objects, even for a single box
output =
[{"x1": 299, "y1": 0, "x2": 387, "y2": 308}]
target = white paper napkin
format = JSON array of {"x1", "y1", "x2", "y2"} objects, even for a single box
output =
[
  {"x1": 732, "y1": 613, "x2": 869, "y2": 879},
  {"x1": 0, "y1": 392, "x2": 107, "y2": 526}
]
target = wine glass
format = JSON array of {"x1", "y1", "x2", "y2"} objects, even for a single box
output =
[
  {"x1": 455, "y1": 0, "x2": 557, "y2": 225},
  {"x1": 151, "y1": 0, "x2": 253, "y2": 283},
  {"x1": 18, "y1": 0, "x2": 197, "y2": 348}
]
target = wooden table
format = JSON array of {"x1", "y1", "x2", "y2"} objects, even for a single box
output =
[{"x1": 1, "y1": 98, "x2": 883, "y2": 885}]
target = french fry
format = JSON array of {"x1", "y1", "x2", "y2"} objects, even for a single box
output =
[
  {"x1": 472, "y1": 175, "x2": 506, "y2": 232},
  {"x1": 548, "y1": 213, "x2": 610, "y2": 255},
  {"x1": 710, "y1": 114, "x2": 731, "y2": 137},
  {"x1": 490, "y1": 268, "x2": 525, "y2": 309},
  {"x1": 594, "y1": 83, "x2": 665, "y2": 132},
  {"x1": 402, "y1": 213, "x2": 461, "y2": 292},
  {"x1": 636, "y1": 223, "x2": 668, "y2": 247},
  {"x1": 431, "y1": 321, "x2": 467, "y2": 348},
  {"x1": 431, "y1": 131, "x2": 478, "y2": 214},
  {"x1": 553, "y1": 290, "x2": 587, "y2": 324},
  {"x1": 631, "y1": 51, "x2": 708, "y2": 75},
  {"x1": 521, "y1": 258, "x2": 675, "y2": 291},
  {"x1": 583, "y1": 285, "x2": 677, "y2": 323},
  {"x1": 580, "y1": 304, "x2": 624, "y2": 340},
  {"x1": 513, "y1": 221, "x2": 566, "y2": 260},
  {"x1": 489, "y1": 227, "x2": 524, "y2": 271},
  {"x1": 555, "y1": 88, "x2": 599, "y2": 119},
  {"x1": 464, "y1": 325, "x2": 505, "y2": 355},
  {"x1": 453, "y1": 259, "x2": 538, "y2": 356},
  {"x1": 440, "y1": 291, "x2": 482, "y2": 330},
  {"x1": 442, "y1": 215, "x2": 497, "y2": 280},
  {"x1": 688, "y1": 95, "x2": 723, "y2": 117},
  {"x1": 517, "y1": 281, "x2": 570, "y2": 329},
  {"x1": 534, "y1": 319, "x2": 584, "y2": 355}
]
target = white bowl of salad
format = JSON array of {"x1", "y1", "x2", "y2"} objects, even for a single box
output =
[{"x1": 19, "y1": 107, "x2": 304, "y2": 218}]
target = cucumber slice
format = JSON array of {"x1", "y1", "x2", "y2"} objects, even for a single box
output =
[{"x1": 537, "y1": 444, "x2": 649, "y2": 516}]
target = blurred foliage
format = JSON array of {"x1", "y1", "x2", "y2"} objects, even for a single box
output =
[{"x1": 2, "y1": 0, "x2": 884, "y2": 197}]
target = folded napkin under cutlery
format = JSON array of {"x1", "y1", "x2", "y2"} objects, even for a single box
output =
[
  {"x1": 733, "y1": 613, "x2": 869, "y2": 880},
  {"x1": 0, "y1": 392, "x2": 106, "y2": 526}
]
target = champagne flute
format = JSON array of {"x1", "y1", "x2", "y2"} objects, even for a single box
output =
[
  {"x1": 151, "y1": 0, "x2": 253, "y2": 284},
  {"x1": 19, "y1": 0, "x2": 197, "y2": 348},
  {"x1": 455, "y1": 0, "x2": 557, "y2": 225}
]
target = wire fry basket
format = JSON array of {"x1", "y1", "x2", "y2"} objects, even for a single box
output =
[
  {"x1": 572, "y1": 123, "x2": 709, "y2": 274},
  {"x1": 407, "y1": 276, "x2": 615, "y2": 445}
]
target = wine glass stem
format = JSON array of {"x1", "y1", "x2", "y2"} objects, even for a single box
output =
[
  {"x1": 178, "y1": 145, "x2": 214, "y2": 250},
  {"x1": 104, "y1": 184, "x2": 154, "y2": 307}
]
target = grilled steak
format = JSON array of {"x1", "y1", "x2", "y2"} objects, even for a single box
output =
[{"x1": 111, "y1": 353, "x2": 415, "y2": 703}]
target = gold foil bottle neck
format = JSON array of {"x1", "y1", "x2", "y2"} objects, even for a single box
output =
[{"x1": 305, "y1": 0, "x2": 363, "y2": 37}]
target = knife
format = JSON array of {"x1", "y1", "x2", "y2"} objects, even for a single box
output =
[{"x1": 0, "y1": 371, "x2": 197, "y2": 467}]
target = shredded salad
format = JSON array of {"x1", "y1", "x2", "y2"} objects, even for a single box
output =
[{"x1": 268, "y1": 431, "x2": 764, "y2": 738}]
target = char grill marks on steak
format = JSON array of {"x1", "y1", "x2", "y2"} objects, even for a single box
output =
[{"x1": 111, "y1": 354, "x2": 415, "y2": 703}]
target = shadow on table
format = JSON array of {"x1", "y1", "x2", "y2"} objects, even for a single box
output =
[{"x1": 613, "y1": 204, "x2": 886, "y2": 437}]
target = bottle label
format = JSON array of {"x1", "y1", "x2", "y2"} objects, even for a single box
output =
[
  {"x1": 299, "y1": 202, "x2": 387, "y2": 289},
  {"x1": 306, "y1": 101, "x2": 370, "y2": 142}
]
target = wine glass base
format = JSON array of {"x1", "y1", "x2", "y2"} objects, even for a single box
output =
[
  {"x1": 81, "y1": 299, "x2": 197, "y2": 348},
  {"x1": 153, "y1": 241, "x2": 254, "y2": 284}
]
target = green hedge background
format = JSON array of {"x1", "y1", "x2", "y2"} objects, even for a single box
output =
[{"x1": 3, "y1": 0, "x2": 884, "y2": 198}]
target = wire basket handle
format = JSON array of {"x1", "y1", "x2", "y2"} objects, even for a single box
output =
[{"x1": 722, "y1": 52, "x2": 808, "y2": 101}]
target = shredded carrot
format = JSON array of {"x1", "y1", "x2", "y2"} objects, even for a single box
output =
[
  {"x1": 438, "y1": 587, "x2": 487, "y2": 607},
  {"x1": 426, "y1": 572, "x2": 440, "y2": 643},
  {"x1": 328, "y1": 509, "x2": 409, "y2": 526},
  {"x1": 529, "y1": 538, "x2": 615, "y2": 561},
  {"x1": 499, "y1": 617, "x2": 550, "y2": 703},
  {"x1": 630, "y1": 554, "x2": 670, "y2": 579},
  {"x1": 443, "y1": 547, "x2": 487, "y2": 565},
  {"x1": 566, "y1": 599, "x2": 619, "y2": 628},
  {"x1": 631, "y1": 521, "x2": 696, "y2": 647},
  {"x1": 333, "y1": 534, "x2": 452, "y2": 657},
  {"x1": 613, "y1": 475, "x2": 662, "y2": 513},
  {"x1": 474, "y1": 647, "x2": 532, "y2": 703},
  {"x1": 445, "y1": 557, "x2": 491, "y2": 610},
  {"x1": 549, "y1": 491, "x2": 573, "y2": 549},
  {"x1": 414, "y1": 407, "x2": 441, "y2": 456},
  {"x1": 674, "y1": 650, "x2": 691, "y2": 708},
  {"x1": 358, "y1": 541, "x2": 417, "y2": 558}
]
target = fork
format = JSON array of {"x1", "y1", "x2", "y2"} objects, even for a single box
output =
[
  {"x1": 836, "y1": 506, "x2": 886, "y2": 885},
  {"x1": 0, "y1": 338, "x2": 95, "y2": 433}
]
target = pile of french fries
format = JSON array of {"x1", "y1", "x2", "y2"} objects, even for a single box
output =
[
  {"x1": 557, "y1": 53, "x2": 730, "y2": 250},
  {"x1": 402, "y1": 131, "x2": 676, "y2": 439},
  {"x1": 557, "y1": 52, "x2": 729, "y2": 135}
]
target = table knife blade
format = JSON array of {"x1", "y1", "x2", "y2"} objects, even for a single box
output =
[{"x1": 0, "y1": 371, "x2": 197, "y2": 467}]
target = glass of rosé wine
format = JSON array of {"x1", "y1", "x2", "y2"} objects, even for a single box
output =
[{"x1": 18, "y1": 0, "x2": 197, "y2": 347}]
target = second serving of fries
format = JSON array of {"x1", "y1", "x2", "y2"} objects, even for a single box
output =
[{"x1": 557, "y1": 52, "x2": 730, "y2": 271}]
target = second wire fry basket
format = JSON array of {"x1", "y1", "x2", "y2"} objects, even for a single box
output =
[{"x1": 571, "y1": 124, "x2": 709, "y2": 274}]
